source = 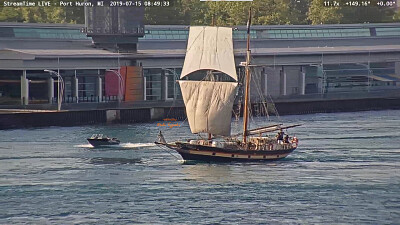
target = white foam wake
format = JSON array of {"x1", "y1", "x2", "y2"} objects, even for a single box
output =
[
  {"x1": 74, "y1": 144, "x2": 94, "y2": 148},
  {"x1": 74, "y1": 143, "x2": 156, "y2": 149},
  {"x1": 120, "y1": 142, "x2": 156, "y2": 148}
]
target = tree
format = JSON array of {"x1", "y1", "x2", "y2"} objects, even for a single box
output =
[
  {"x1": 145, "y1": 0, "x2": 189, "y2": 25},
  {"x1": 394, "y1": 10, "x2": 400, "y2": 22},
  {"x1": 308, "y1": 0, "x2": 342, "y2": 24},
  {"x1": 253, "y1": 0, "x2": 292, "y2": 25},
  {"x1": 64, "y1": 7, "x2": 84, "y2": 24},
  {"x1": 308, "y1": 0, "x2": 396, "y2": 24},
  {"x1": 288, "y1": 0, "x2": 311, "y2": 24},
  {"x1": 0, "y1": 6, "x2": 84, "y2": 24},
  {"x1": 183, "y1": 0, "x2": 294, "y2": 26},
  {"x1": 0, "y1": 8, "x2": 23, "y2": 22}
]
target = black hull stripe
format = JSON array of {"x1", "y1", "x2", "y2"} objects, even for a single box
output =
[
  {"x1": 176, "y1": 143, "x2": 296, "y2": 155},
  {"x1": 178, "y1": 152, "x2": 287, "y2": 162}
]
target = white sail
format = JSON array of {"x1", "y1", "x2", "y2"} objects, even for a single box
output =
[
  {"x1": 179, "y1": 80, "x2": 238, "y2": 136},
  {"x1": 180, "y1": 26, "x2": 238, "y2": 81}
]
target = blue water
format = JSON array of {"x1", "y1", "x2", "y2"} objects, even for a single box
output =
[{"x1": 1, "y1": 110, "x2": 400, "y2": 224}]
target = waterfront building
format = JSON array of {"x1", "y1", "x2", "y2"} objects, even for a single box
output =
[{"x1": 0, "y1": 22, "x2": 399, "y2": 109}]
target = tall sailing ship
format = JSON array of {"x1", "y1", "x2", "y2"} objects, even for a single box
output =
[{"x1": 156, "y1": 14, "x2": 300, "y2": 162}]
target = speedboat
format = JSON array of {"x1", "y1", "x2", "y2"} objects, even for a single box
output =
[{"x1": 87, "y1": 134, "x2": 120, "y2": 147}]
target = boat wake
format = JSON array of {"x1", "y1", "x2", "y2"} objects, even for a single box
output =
[
  {"x1": 74, "y1": 142, "x2": 156, "y2": 149},
  {"x1": 120, "y1": 142, "x2": 156, "y2": 148},
  {"x1": 74, "y1": 144, "x2": 94, "y2": 148}
]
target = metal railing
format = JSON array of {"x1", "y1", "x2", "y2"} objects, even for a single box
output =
[{"x1": 51, "y1": 95, "x2": 120, "y2": 104}]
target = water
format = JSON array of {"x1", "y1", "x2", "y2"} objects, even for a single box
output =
[{"x1": 1, "y1": 110, "x2": 400, "y2": 224}]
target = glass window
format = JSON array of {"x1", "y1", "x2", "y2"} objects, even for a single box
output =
[
  {"x1": 376, "y1": 27, "x2": 400, "y2": 36},
  {"x1": 164, "y1": 68, "x2": 182, "y2": 100},
  {"x1": 78, "y1": 76, "x2": 96, "y2": 98},
  {"x1": 0, "y1": 27, "x2": 14, "y2": 38},
  {"x1": 13, "y1": 28, "x2": 88, "y2": 39},
  {"x1": 144, "y1": 68, "x2": 162, "y2": 101}
]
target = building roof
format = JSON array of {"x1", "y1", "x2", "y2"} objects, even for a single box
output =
[
  {"x1": 0, "y1": 22, "x2": 399, "y2": 64},
  {"x1": 137, "y1": 45, "x2": 400, "y2": 58}
]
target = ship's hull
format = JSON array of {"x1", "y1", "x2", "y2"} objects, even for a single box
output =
[
  {"x1": 158, "y1": 142, "x2": 296, "y2": 162},
  {"x1": 87, "y1": 139, "x2": 120, "y2": 147}
]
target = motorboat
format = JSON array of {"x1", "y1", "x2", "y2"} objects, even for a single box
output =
[{"x1": 87, "y1": 134, "x2": 120, "y2": 147}]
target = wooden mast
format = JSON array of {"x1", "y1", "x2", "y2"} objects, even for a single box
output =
[{"x1": 242, "y1": 8, "x2": 252, "y2": 144}]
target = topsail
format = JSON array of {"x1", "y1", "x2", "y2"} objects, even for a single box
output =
[{"x1": 180, "y1": 26, "x2": 238, "y2": 81}]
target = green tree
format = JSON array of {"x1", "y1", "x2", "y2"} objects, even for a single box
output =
[
  {"x1": 184, "y1": 0, "x2": 293, "y2": 26},
  {"x1": 0, "y1": 6, "x2": 84, "y2": 24},
  {"x1": 175, "y1": 0, "x2": 308, "y2": 26},
  {"x1": 288, "y1": 0, "x2": 311, "y2": 24},
  {"x1": 340, "y1": 6, "x2": 395, "y2": 24},
  {"x1": 145, "y1": 0, "x2": 190, "y2": 25},
  {"x1": 181, "y1": 0, "x2": 209, "y2": 25},
  {"x1": 394, "y1": 10, "x2": 400, "y2": 22},
  {"x1": 65, "y1": 7, "x2": 84, "y2": 24},
  {"x1": 0, "y1": 7, "x2": 23, "y2": 22},
  {"x1": 308, "y1": 0, "x2": 396, "y2": 24},
  {"x1": 253, "y1": 0, "x2": 291, "y2": 25},
  {"x1": 308, "y1": 0, "x2": 342, "y2": 24}
]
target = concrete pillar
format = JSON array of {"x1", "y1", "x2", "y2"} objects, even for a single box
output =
[
  {"x1": 317, "y1": 66, "x2": 324, "y2": 94},
  {"x1": 280, "y1": 67, "x2": 287, "y2": 96},
  {"x1": 150, "y1": 107, "x2": 164, "y2": 120},
  {"x1": 48, "y1": 77, "x2": 54, "y2": 103},
  {"x1": 161, "y1": 69, "x2": 166, "y2": 101},
  {"x1": 21, "y1": 70, "x2": 29, "y2": 105},
  {"x1": 260, "y1": 68, "x2": 265, "y2": 95},
  {"x1": 143, "y1": 76, "x2": 147, "y2": 100},
  {"x1": 300, "y1": 70, "x2": 306, "y2": 95},
  {"x1": 264, "y1": 70, "x2": 268, "y2": 95},
  {"x1": 96, "y1": 76, "x2": 102, "y2": 102},
  {"x1": 72, "y1": 77, "x2": 78, "y2": 102},
  {"x1": 395, "y1": 62, "x2": 400, "y2": 77},
  {"x1": 106, "y1": 110, "x2": 120, "y2": 123}
]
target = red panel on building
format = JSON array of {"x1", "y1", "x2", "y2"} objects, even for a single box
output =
[
  {"x1": 105, "y1": 70, "x2": 124, "y2": 96},
  {"x1": 105, "y1": 66, "x2": 143, "y2": 102}
]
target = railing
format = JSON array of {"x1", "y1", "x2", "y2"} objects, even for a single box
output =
[{"x1": 51, "y1": 95, "x2": 120, "y2": 104}]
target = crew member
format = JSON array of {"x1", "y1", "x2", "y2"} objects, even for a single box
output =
[
  {"x1": 277, "y1": 129, "x2": 284, "y2": 144},
  {"x1": 284, "y1": 135, "x2": 289, "y2": 143}
]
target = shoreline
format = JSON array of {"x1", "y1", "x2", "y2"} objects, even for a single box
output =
[{"x1": 1, "y1": 96, "x2": 400, "y2": 130}]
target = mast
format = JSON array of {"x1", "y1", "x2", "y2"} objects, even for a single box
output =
[{"x1": 242, "y1": 8, "x2": 252, "y2": 143}]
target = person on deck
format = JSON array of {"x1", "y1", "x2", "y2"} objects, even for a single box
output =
[
  {"x1": 284, "y1": 135, "x2": 289, "y2": 144},
  {"x1": 277, "y1": 129, "x2": 284, "y2": 144}
]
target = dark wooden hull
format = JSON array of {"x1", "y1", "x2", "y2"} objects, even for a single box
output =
[{"x1": 157, "y1": 142, "x2": 296, "y2": 162}]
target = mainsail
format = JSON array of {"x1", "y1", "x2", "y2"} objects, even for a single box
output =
[
  {"x1": 180, "y1": 26, "x2": 238, "y2": 81},
  {"x1": 179, "y1": 26, "x2": 238, "y2": 136},
  {"x1": 179, "y1": 81, "x2": 238, "y2": 136}
]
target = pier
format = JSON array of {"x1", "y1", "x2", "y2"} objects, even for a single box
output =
[{"x1": 1, "y1": 89, "x2": 400, "y2": 129}]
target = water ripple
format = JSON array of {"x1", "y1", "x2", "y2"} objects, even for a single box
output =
[{"x1": 0, "y1": 110, "x2": 400, "y2": 224}]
